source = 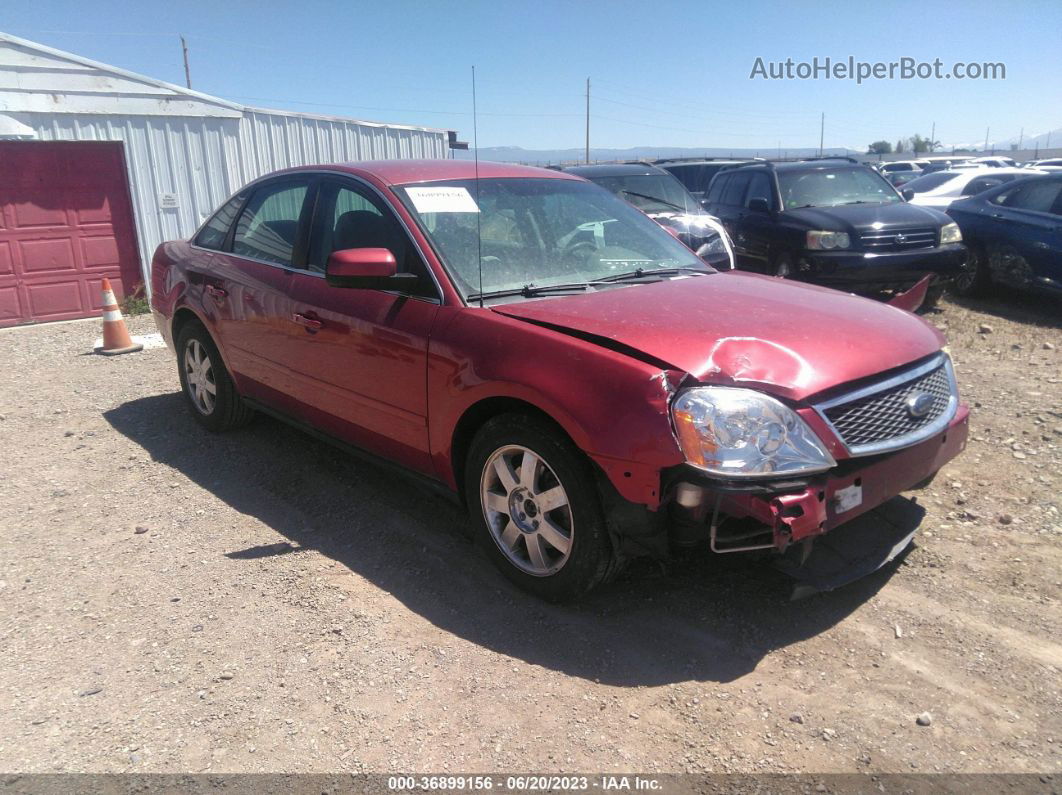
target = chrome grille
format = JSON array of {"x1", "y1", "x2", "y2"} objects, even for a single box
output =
[
  {"x1": 816, "y1": 357, "x2": 958, "y2": 455},
  {"x1": 860, "y1": 226, "x2": 937, "y2": 251}
]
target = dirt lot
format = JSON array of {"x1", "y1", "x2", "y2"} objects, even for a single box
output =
[{"x1": 0, "y1": 292, "x2": 1059, "y2": 776}]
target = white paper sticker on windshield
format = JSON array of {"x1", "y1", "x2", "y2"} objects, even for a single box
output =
[{"x1": 406, "y1": 187, "x2": 480, "y2": 214}]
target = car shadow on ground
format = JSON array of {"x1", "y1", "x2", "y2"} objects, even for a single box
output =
[
  {"x1": 945, "y1": 288, "x2": 1062, "y2": 330},
  {"x1": 105, "y1": 393, "x2": 908, "y2": 687}
]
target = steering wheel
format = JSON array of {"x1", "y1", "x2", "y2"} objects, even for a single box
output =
[{"x1": 561, "y1": 239, "x2": 598, "y2": 271}]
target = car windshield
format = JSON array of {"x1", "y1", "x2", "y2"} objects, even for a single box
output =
[
  {"x1": 395, "y1": 178, "x2": 708, "y2": 300},
  {"x1": 902, "y1": 172, "x2": 963, "y2": 193},
  {"x1": 778, "y1": 167, "x2": 902, "y2": 208},
  {"x1": 586, "y1": 174, "x2": 699, "y2": 214}
]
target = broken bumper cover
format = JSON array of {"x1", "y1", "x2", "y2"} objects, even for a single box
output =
[{"x1": 684, "y1": 404, "x2": 969, "y2": 550}]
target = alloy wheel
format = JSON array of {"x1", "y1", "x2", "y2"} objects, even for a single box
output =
[
  {"x1": 183, "y1": 338, "x2": 217, "y2": 415},
  {"x1": 954, "y1": 250, "x2": 981, "y2": 292},
  {"x1": 480, "y1": 445, "x2": 574, "y2": 576}
]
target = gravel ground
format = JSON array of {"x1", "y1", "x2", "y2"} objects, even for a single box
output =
[{"x1": 0, "y1": 294, "x2": 1059, "y2": 776}]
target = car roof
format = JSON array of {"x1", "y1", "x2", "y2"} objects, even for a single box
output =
[
  {"x1": 279, "y1": 159, "x2": 580, "y2": 186},
  {"x1": 560, "y1": 163, "x2": 671, "y2": 178},
  {"x1": 656, "y1": 158, "x2": 758, "y2": 166},
  {"x1": 733, "y1": 160, "x2": 867, "y2": 173}
]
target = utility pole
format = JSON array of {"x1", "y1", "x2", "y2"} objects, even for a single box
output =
[
  {"x1": 930, "y1": 121, "x2": 936, "y2": 152},
  {"x1": 984, "y1": 127, "x2": 990, "y2": 153},
  {"x1": 1018, "y1": 127, "x2": 1023, "y2": 149},
  {"x1": 180, "y1": 35, "x2": 191, "y2": 89},
  {"x1": 819, "y1": 112, "x2": 824, "y2": 157},
  {"x1": 585, "y1": 78, "x2": 590, "y2": 164}
]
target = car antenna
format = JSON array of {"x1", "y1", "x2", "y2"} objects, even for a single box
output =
[{"x1": 472, "y1": 65, "x2": 484, "y2": 309}]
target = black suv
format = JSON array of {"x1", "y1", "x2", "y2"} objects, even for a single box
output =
[
  {"x1": 654, "y1": 158, "x2": 763, "y2": 200},
  {"x1": 561, "y1": 163, "x2": 734, "y2": 270},
  {"x1": 701, "y1": 159, "x2": 968, "y2": 302}
]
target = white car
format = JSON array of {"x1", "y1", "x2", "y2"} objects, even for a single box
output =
[
  {"x1": 970, "y1": 156, "x2": 1018, "y2": 168},
  {"x1": 1023, "y1": 158, "x2": 1062, "y2": 171},
  {"x1": 878, "y1": 160, "x2": 926, "y2": 174},
  {"x1": 904, "y1": 167, "x2": 1045, "y2": 209}
]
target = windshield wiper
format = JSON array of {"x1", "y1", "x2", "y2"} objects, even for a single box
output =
[
  {"x1": 619, "y1": 190, "x2": 686, "y2": 212},
  {"x1": 593, "y1": 266, "x2": 713, "y2": 284},
  {"x1": 467, "y1": 282, "x2": 594, "y2": 301}
]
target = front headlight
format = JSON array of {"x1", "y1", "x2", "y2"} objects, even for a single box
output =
[
  {"x1": 672, "y1": 387, "x2": 836, "y2": 478},
  {"x1": 940, "y1": 222, "x2": 962, "y2": 244},
  {"x1": 806, "y1": 230, "x2": 851, "y2": 250}
]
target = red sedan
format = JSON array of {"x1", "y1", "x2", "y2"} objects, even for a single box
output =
[{"x1": 151, "y1": 160, "x2": 968, "y2": 600}]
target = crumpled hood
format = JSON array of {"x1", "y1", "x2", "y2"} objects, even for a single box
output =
[{"x1": 492, "y1": 272, "x2": 945, "y2": 401}]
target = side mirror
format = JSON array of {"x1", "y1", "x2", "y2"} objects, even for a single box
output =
[
  {"x1": 325, "y1": 248, "x2": 418, "y2": 290},
  {"x1": 699, "y1": 198, "x2": 712, "y2": 210},
  {"x1": 747, "y1": 198, "x2": 771, "y2": 214},
  {"x1": 901, "y1": 189, "x2": 915, "y2": 201}
]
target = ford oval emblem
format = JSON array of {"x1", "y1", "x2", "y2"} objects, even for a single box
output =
[{"x1": 905, "y1": 391, "x2": 935, "y2": 418}]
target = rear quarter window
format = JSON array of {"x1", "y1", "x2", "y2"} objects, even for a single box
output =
[{"x1": 195, "y1": 194, "x2": 245, "y2": 250}]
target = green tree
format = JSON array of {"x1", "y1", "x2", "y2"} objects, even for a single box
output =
[
  {"x1": 909, "y1": 134, "x2": 941, "y2": 154},
  {"x1": 867, "y1": 140, "x2": 893, "y2": 154},
  {"x1": 895, "y1": 139, "x2": 906, "y2": 153}
]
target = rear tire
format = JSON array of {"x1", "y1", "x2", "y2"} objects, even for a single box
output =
[
  {"x1": 464, "y1": 413, "x2": 615, "y2": 602},
  {"x1": 952, "y1": 244, "x2": 991, "y2": 297},
  {"x1": 175, "y1": 320, "x2": 254, "y2": 432}
]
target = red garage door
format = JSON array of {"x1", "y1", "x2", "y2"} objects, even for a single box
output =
[{"x1": 0, "y1": 141, "x2": 141, "y2": 328}]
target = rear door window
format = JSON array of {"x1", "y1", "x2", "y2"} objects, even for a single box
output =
[
  {"x1": 994, "y1": 180, "x2": 1062, "y2": 213},
  {"x1": 705, "y1": 174, "x2": 728, "y2": 205},
  {"x1": 233, "y1": 181, "x2": 311, "y2": 266}
]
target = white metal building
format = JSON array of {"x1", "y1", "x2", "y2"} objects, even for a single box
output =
[{"x1": 0, "y1": 32, "x2": 450, "y2": 326}]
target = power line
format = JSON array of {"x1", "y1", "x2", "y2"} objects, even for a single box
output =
[
  {"x1": 592, "y1": 93, "x2": 819, "y2": 122},
  {"x1": 224, "y1": 95, "x2": 580, "y2": 118}
]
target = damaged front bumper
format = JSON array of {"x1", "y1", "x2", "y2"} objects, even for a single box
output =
[{"x1": 666, "y1": 404, "x2": 969, "y2": 554}]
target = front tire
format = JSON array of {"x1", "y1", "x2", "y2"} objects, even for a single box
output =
[
  {"x1": 175, "y1": 320, "x2": 254, "y2": 432},
  {"x1": 464, "y1": 414, "x2": 615, "y2": 601},
  {"x1": 921, "y1": 284, "x2": 945, "y2": 310},
  {"x1": 771, "y1": 251, "x2": 794, "y2": 278},
  {"x1": 952, "y1": 244, "x2": 991, "y2": 297}
]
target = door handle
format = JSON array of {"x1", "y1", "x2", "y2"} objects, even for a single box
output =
[
  {"x1": 292, "y1": 313, "x2": 323, "y2": 330},
  {"x1": 205, "y1": 284, "x2": 227, "y2": 299}
]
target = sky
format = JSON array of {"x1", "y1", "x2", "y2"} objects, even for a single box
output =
[{"x1": 4, "y1": 0, "x2": 1062, "y2": 152}]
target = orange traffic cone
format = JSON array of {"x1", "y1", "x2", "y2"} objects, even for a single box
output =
[{"x1": 95, "y1": 278, "x2": 143, "y2": 356}]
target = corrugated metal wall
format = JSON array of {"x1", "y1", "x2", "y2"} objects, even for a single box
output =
[{"x1": 18, "y1": 110, "x2": 448, "y2": 290}]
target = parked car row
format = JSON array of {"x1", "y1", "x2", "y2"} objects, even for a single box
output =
[
  {"x1": 151, "y1": 158, "x2": 971, "y2": 599},
  {"x1": 645, "y1": 153, "x2": 1060, "y2": 303},
  {"x1": 698, "y1": 158, "x2": 966, "y2": 305}
]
